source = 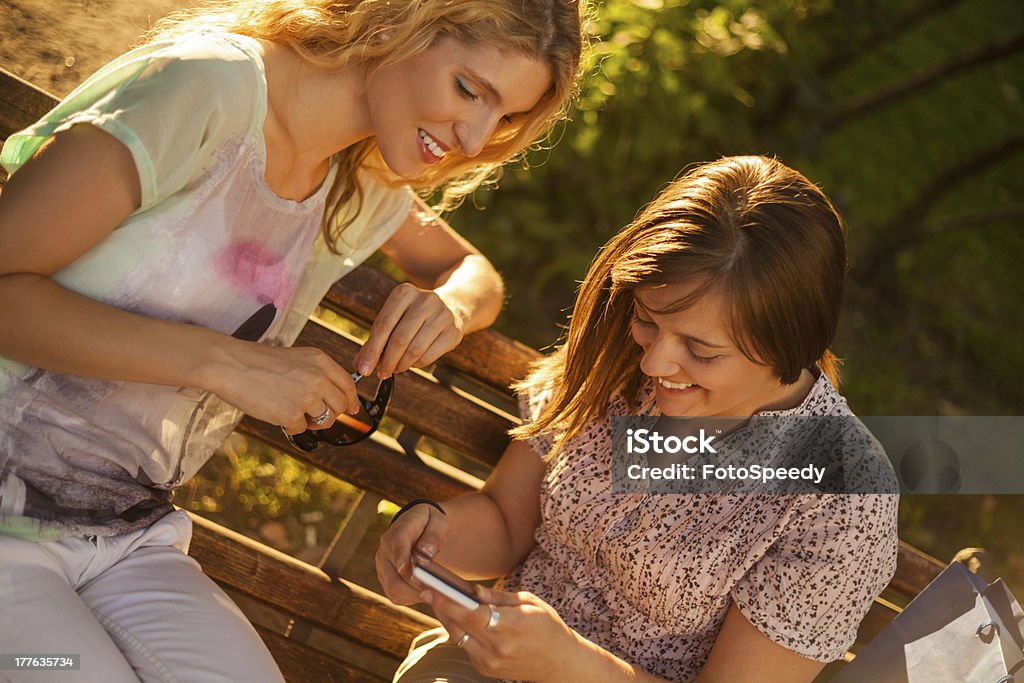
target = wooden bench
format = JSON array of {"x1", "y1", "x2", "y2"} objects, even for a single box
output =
[{"x1": 0, "y1": 67, "x2": 980, "y2": 682}]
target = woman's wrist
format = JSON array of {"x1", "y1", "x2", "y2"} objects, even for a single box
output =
[
  {"x1": 190, "y1": 333, "x2": 245, "y2": 394},
  {"x1": 434, "y1": 254, "x2": 503, "y2": 333},
  {"x1": 434, "y1": 286, "x2": 472, "y2": 326}
]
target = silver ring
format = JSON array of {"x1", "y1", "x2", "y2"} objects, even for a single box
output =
[
  {"x1": 309, "y1": 404, "x2": 332, "y2": 425},
  {"x1": 456, "y1": 633, "x2": 470, "y2": 648},
  {"x1": 485, "y1": 605, "x2": 500, "y2": 631}
]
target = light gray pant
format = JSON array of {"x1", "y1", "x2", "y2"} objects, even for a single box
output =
[{"x1": 0, "y1": 511, "x2": 283, "y2": 683}]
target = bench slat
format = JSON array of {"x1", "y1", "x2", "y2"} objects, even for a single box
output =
[
  {"x1": 890, "y1": 540, "x2": 945, "y2": 599},
  {"x1": 238, "y1": 417, "x2": 474, "y2": 504},
  {"x1": 189, "y1": 513, "x2": 438, "y2": 660},
  {"x1": 255, "y1": 626, "x2": 387, "y2": 683},
  {"x1": 0, "y1": 68, "x2": 56, "y2": 141}
]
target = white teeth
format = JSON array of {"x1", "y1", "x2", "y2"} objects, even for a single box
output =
[
  {"x1": 419, "y1": 129, "x2": 446, "y2": 158},
  {"x1": 659, "y1": 378, "x2": 695, "y2": 390}
]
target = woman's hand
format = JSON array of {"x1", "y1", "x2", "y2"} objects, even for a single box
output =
[
  {"x1": 353, "y1": 282, "x2": 468, "y2": 378},
  {"x1": 358, "y1": 198, "x2": 504, "y2": 378},
  {"x1": 424, "y1": 585, "x2": 586, "y2": 683},
  {"x1": 376, "y1": 502, "x2": 451, "y2": 606},
  {"x1": 202, "y1": 340, "x2": 360, "y2": 435}
]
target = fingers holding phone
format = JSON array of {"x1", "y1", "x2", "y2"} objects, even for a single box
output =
[
  {"x1": 424, "y1": 584, "x2": 580, "y2": 682},
  {"x1": 411, "y1": 553, "x2": 481, "y2": 610},
  {"x1": 375, "y1": 502, "x2": 450, "y2": 606}
]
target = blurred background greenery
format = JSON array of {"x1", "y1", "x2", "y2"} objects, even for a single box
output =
[{"x1": 3, "y1": 0, "x2": 1022, "y2": 591}]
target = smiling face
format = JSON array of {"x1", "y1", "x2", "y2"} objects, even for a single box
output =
[
  {"x1": 364, "y1": 36, "x2": 553, "y2": 179},
  {"x1": 631, "y1": 281, "x2": 814, "y2": 418}
]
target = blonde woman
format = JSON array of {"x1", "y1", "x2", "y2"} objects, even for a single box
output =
[
  {"x1": 0, "y1": 0, "x2": 585, "y2": 679},
  {"x1": 379, "y1": 156, "x2": 898, "y2": 683}
]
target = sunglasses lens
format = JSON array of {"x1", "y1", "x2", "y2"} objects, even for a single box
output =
[
  {"x1": 319, "y1": 401, "x2": 377, "y2": 446},
  {"x1": 289, "y1": 430, "x2": 320, "y2": 452}
]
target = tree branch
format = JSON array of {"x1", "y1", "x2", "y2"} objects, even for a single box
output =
[
  {"x1": 826, "y1": 33, "x2": 1024, "y2": 130},
  {"x1": 818, "y1": 0, "x2": 966, "y2": 77},
  {"x1": 920, "y1": 204, "x2": 1024, "y2": 239},
  {"x1": 754, "y1": 0, "x2": 967, "y2": 133},
  {"x1": 860, "y1": 204, "x2": 1024, "y2": 270},
  {"x1": 852, "y1": 136, "x2": 1024, "y2": 283}
]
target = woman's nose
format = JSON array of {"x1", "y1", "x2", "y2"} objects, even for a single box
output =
[
  {"x1": 454, "y1": 114, "x2": 498, "y2": 158},
  {"x1": 639, "y1": 335, "x2": 682, "y2": 378}
]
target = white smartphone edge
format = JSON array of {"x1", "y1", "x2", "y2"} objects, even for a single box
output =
[{"x1": 411, "y1": 565, "x2": 480, "y2": 611}]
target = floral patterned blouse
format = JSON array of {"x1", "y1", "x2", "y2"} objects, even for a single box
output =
[{"x1": 499, "y1": 370, "x2": 899, "y2": 682}]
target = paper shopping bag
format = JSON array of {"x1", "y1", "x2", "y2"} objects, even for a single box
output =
[{"x1": 831, "y1": 561, "x2": 1024, "y2": 682}]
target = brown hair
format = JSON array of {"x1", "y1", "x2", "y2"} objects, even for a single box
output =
[
  {"x1": 144, "y1": 0, "x2": 588, "y2": 252},
  {"x1": 514, "y1": 155, "x2": 847, "y2": 448}
]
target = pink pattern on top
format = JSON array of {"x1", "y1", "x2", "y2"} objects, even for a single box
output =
[{"x1": 214, "y1": 240, "x2": 292, "y2": 307}]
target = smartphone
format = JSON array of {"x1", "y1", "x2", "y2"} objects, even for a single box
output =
[{"x1": 410, "y1": 553, "x2": 481, "y2": 611}]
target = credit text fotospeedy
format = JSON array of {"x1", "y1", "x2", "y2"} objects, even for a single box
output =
[{"x1": 626, "y1": 463, "x2": 827, "y2": 484}]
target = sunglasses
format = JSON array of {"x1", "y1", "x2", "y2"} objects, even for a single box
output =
[{"x1": 284, "y1": 372, "x2": 395, "y2": 452}]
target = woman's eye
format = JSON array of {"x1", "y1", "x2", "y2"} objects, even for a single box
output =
[
  {"x1": 689, "y1": 349, "x2": 720, "y2": 364},
  {"x1": 631, "y1": 311, "x2": 655, "y2": 328},
  {"x1": 455, "y1": 76, "x2": 478, "y2": 102}
]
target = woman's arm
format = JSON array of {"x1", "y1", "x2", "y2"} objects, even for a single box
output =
[
  {"x1": 695, "y1": 604, "x2": 825, "y2": 682},
  {"x1": 0, "y1": 124, "x2": 358, "y2": 433},
  {"x1": 376, "y1": 438, "x2": 545, "y2": 603},
  {"x1": 353, "y1": 196, "x2": 504, "y2": 378},
  {"x1": 438, "y1": 439, "x2": 546, "y2": 575}
]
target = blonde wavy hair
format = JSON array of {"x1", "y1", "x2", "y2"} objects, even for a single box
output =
[
  {"x1": 143, "y1": 0, "x2": 588, "y2": 252},
  {"x1": 514, "y1": 156, "x2": 848, "y2": 452}
]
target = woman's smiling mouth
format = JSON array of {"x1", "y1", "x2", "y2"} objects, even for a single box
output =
[
  {"x1": 658, "y1": 377, "x2": 698, "y2": 391},
  {"x1": 418, "y1": 129, "x2": 447, "y2": 162}
]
